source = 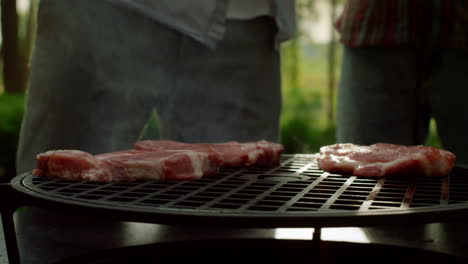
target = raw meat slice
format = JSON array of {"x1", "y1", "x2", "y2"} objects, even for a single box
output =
[
  {"x1": 134, "y1": 140, "x2": 284, "y2": 167},
  {"x1": 209, "y1": 141, "x2": 262, "y2": 167},
  {"x1": 132, "y1": 140, "x2": 224, "y2": 172},
  {"x1": 33, "y1": 150, "x2": 112, "y2": 182},
  {"x1": 96, "y1": 150, "x2": 219, "y2": 181},
  {"x1": 255, "y1": 140, "x2": 285, "y2": 166},
  {"x1": 317, "y1": 143, "x2": 456, "y2": 177},
  {"x1": 212, "y1": 140, "x2": 284, "y2": 166},
  {"x1": 33, "y1": 149, "x2": 222, "y2": 182},
  {"x1": 33, "y1": 140, "x2": 284, "y2": 182}
]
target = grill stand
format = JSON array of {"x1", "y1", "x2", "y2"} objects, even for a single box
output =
[
  {"x1": 0, "y1": 203, "x2": 329, "y2": 264},
  {"x1": 0, "y1": 180, "x2": 331, "y2": 264},
  {"x1": 3, "y1": 156, "x2": 468, "y2": 263},
  {"x1": 313, "y1": 226, "x2": 322, "y2": 241},
  {"x1": 0, "y1": 183, "x2": 23, "y2": 264},
  {"x1": 2, "y1": 184, "x2": 468, "y2": 264},
  {"x1": 312, "y1": 227, "x2": 328, "y2": 264}
]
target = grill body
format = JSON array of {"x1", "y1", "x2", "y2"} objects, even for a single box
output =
[{"x1": 3, "y1": 154, "x2": 468, "y2": 264}]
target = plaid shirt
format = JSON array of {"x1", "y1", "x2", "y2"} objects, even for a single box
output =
[{"x1": 336, "y1": 0, "x2": 468, "y2": 48}]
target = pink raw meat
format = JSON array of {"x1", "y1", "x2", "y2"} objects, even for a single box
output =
[
  {"x1": 255, "y1": 140, "x2": 285, "y2": 166},
  {"x1": 132, "y1": 140, "x2": 224, "y2": 171},
  {"x1": 33, "y1": 140, "x2": 284, "y2": 182},
  {"x1": 33, "y1": 150, "x2": 112, "y2": 182},
  {"x1": 317, "y1": 143, "x2": 456, "y2": 177},
  {"x1": 134, "y1": 140, "x2": 284, "y2": 167},
  {"x1": 33, "y1": 149, "x2": 222, "y2": 182}
]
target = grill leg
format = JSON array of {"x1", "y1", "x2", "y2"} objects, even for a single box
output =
[
  {"x1": 1, "y1": 207, "x2": 21, "y2": 264},
  {"x1": 312, "y1": 227, "x2": 330, "y2": 264},
  {"x1": 312, "y1": 227, "x2": 322, "y2": 241},
  {"x1": 0, "y1": 184, "x2": 21, "y2": 264}
]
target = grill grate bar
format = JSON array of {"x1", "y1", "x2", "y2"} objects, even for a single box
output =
[
  {"x1": 293, "y1": 157, "x2": 317, "y2": 174},
  {"x1": 93, "y1": 182, "x2": 147, "y2": 202},
  {"x1": 233, "y1": 156, "x2": 321, "y2": 212},
  {"x1": 196, "y1": 171, "x2": 262, "y2": 210},
  {"x1": 440, "y1": 176, "x2": 450, "y2": 206},
  {"x1": 122, "y1": 180, "x2": 196, "y2": 205},
  {"x1": 150, "y1": 170, "x2": 245, "y2": 208},
  {"x1": 196, "y1": 157, "x2": 296, "y2": 210},
  {"x1": 45, "y1": 180, "x2": 115, "y2": 200},
  {"x1": 100, "y1": 181, "x2": 174, "y2": 203},
  {"x1": 400, "y1": 179, "x2": 417, "y2": 209},
  {"x1": 359, "y1": 178, "x2": 386, "y2": 211},
  {"x1": 276, "y1": 172, "x2": 329, "y2": 212},
  {"x1": 202, "y1": 184, "x2": 252, "y2": 209},
  {"x1": 36, "y1": 179, "x2": 95, "y2": 197},
  {"x1": 319, "y1": 176, "x2": 357, "y2": 211},
  {"x1": 235, "y1": 182, "x2": 283, "y2": 212}
]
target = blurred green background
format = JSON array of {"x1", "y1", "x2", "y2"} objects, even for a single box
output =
[{"x1": 0, "y1": 0, "x2": 441, "y2": 179}]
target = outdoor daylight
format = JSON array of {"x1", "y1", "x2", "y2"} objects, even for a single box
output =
[
  {"x1": 0, "y1": 0, "x2": 443, "y2": 179},
  {"x1": 1, "y1": 1, "x2": 465, "y2": 264}
]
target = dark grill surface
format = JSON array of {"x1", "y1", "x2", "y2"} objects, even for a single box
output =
[
  {"x1": 12, "y1": 154, "x2": 468, "y2": 227},
  {"x1": 18, "y1": 154, "x2": 468, "y2": 216}
]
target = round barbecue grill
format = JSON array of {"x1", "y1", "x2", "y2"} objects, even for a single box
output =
[
  {"x1": 10, "y1": 154, "x2": 468, "y2": 227},
  {"x1": 3, "y1": 154, "x2": 468, "y2": 263}
]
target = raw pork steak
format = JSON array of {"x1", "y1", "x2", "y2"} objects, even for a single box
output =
[
  {"x1": 33, "y1": 149, "x2": 222, "y2": 182},
  {"x1": 317, "y1": 143, "x2": 456, "y2": 177},
  {"x1": 134, "y1": 140, "x2": 284, "y2": 167},
  {"x1": 33, "y1": 140, "x2": 284, "y2": 182}
]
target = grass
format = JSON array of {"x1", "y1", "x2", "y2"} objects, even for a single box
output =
[{"x1": 0, "y1": 92, "x2": 25, "y2": 178}]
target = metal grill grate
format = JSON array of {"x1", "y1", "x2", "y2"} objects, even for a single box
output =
[{"x1": 18, "y1": 154, "x2": 468, "y2": 216}]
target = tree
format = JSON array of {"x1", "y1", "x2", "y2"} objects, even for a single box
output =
[
  {"x1": 1, "y1": 0, "x2": 26, "y2": 93},
  {"x1": 282, "y1": 0, "x2": 316, "y2": 95},
  {"x1": 327, "y1": 0, "x2": 338, "y2": 125},
  {"x1": 22, "y1": 0, "x2": 39, "y2": 87}
]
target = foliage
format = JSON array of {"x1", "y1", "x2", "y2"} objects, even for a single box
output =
[
  {"x1": 0, "y1": 92, "x2": 25, "y2": 178},
  {"x1": 280, "y1": 88, "x2": 336, "y2": 154},
  {"x1": 0, "y1": 0, "x2": 37, "y2": 93},
  {"x1": 427, "y1": 120, "x2": 442, "y2": 149},
  {"x1": 280, "y1": 42, "x2": 340, "y2": 154},
  {"x1": 279, "y1": 0, "x2": 343, "y2": 153},
  {"x1": 139, "y1": 109, "x2": 161, "y2": 140}
]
